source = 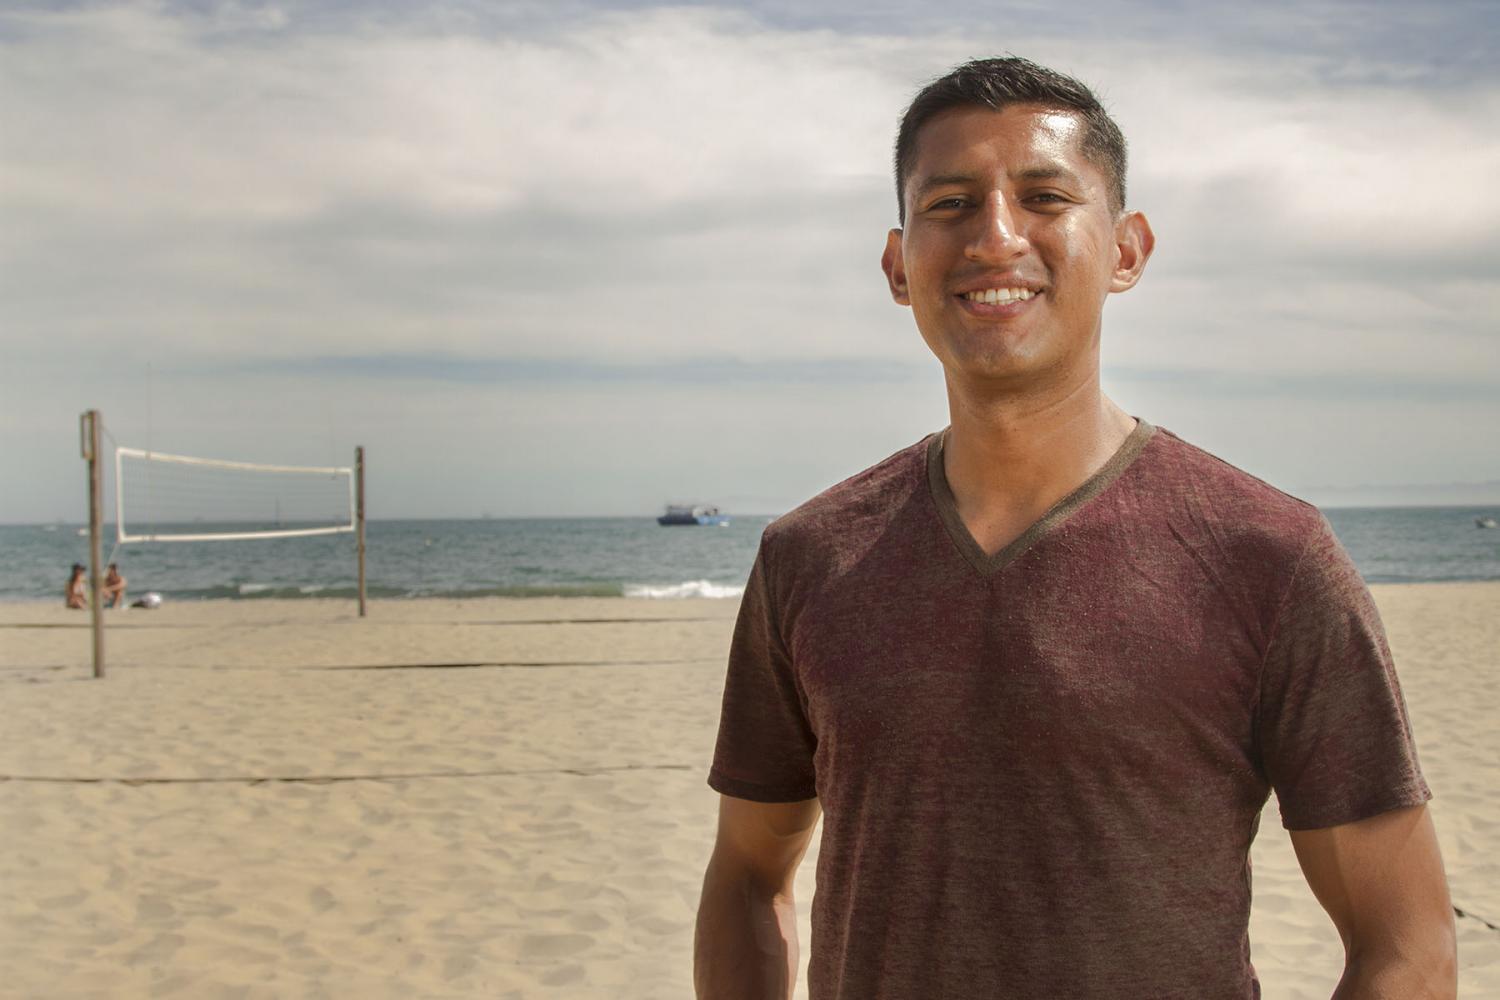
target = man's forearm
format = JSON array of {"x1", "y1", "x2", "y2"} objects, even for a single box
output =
[
  {"x1": 694, "y1": 866, "x2": 800, "y2": 1000},
  {"x1": 1331, "y1": 929, "x2": 1457, "y2": 1000}
]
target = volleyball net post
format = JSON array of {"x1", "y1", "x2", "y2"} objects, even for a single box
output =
[
  {"x1": 356, "y1": 445, "x2": 366, "y2": 618},
  {"x1": 81, "y1": 410, "x2": 105, "y2": 678}
]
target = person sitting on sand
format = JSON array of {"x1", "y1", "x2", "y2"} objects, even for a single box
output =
[
  {"x1": 102, "y1": 563, "x2": 127, "y2": 608},
  {"x1": 65, "y1": 563, "x2": 87, "y2": 609}
]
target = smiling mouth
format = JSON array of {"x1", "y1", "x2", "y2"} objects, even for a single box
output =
[{"x1": 961, "y1": 287, "x2": 1038, "y2": 305}]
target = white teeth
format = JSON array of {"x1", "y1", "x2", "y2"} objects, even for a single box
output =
[{"x1": 965, "y1": 288, "x2": 1035, "y2": 304}]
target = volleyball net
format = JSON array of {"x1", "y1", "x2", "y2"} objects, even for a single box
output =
[
  {"x1": 115, "y1": 447, "x2": 356, "y2": 545},
  {"x1": 77, "y1": 410, "x2": 368, "y2": 679}
]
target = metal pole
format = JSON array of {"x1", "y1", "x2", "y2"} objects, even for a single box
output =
[
  {"x1": 355, "y1": 445, "x2": 366, "y2": 618},
  {"x1": 83, "y1": 410, "x2": 105, "y2": 678}
]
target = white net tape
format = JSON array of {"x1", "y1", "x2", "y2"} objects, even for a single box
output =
[{"x1": 115, "y1": 447, "x2": 354, "y2": 544}]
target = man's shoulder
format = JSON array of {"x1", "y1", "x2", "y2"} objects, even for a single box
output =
[
  {"x1": 760, "y1": 433, "x2": 933, "y2": 556},
  {"x1": 1142, "y1": 425, "x2": 1329, "y2": 555}
]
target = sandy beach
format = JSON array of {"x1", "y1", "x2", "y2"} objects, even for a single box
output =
[{"x1": 2, "y1": 584, "x2": 1496, "y2": 999}]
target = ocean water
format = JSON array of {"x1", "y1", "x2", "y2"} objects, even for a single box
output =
[
  {"x1": 2, "y1": 507, "x2": 1498, "y2": 603},
  {"x1": 0, "y1": 518, "x2": 767, "y2": 602}
]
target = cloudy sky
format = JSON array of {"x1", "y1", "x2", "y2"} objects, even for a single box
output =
[{"x1": 3, "y1": 0, "x2": 1497, "y2": 521}]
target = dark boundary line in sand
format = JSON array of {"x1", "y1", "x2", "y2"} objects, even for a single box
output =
[
  {"x1": 60, "y1": 658, "x2": 720, "y2": 671},
  {"x1": 1455, "y1": 905, "x2": 1500, "y2": 933},
  {"x1": 0, "y1": 617, "x2": 733, "y2": 630},
  {"x1": 0, "y1": 762, "x2": 695, "y2": 786},
  {"x1": 0, "y1": 623, "x2": 210, "y2": 630},
  {"x1": 306, "y1": 658, "x2": 717, "y2": 671},
  {"x1": 4, "y1": 659, "x2": 719, "y2": 675},
  {"x1": 456, "y1": 617, "x2": 735, "y2": 626}
]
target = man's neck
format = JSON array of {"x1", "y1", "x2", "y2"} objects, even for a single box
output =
[{"x1": 941, "y1": 375, "x2": 1136, "y2": 557}]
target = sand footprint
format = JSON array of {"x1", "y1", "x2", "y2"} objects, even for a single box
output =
[
  {"x1": 136, "y1": 894, "x2": 177, "y2": 922},
  {"x1": 566, "y1": 911, "x2": 611, "y2": 933},
  {"x1": 520, "y1": 932, "x2": 594, "y2": 959},
  {"x1": 126, "y1": 932, "x2": 185, "y2": 966},
  {"x1": 37, "y1": 889, "x2": 88, "y2": 910},
  {"x1": 442, "y1": 952, "x2": 478, "y2": 980},
  {"x1": 539, "y1": 963, "x2": 586, "y2": 987},
  {"x1": 146, "y1": 972, "x2": 201, "y2": 998}
]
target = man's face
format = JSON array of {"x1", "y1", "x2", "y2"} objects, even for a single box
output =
[{"x1": 882, "y1": 104, "x2": 1152, "y2": 390}]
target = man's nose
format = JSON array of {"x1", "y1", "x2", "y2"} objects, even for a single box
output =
[{"x1": 965, "y1": 194, "x2": 1029, "y2": 262}]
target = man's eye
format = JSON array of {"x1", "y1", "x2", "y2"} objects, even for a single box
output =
[{"x1": 929, "y1": 197, "x2": 968, "y2": 210}]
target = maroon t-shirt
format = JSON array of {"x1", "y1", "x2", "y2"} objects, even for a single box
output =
[{"x1": 708, "y1": 421, "x2": 1429, "y2": 999}]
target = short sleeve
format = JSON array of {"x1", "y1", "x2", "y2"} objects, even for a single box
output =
[
  {"x1": 707, "y1": 537, "x2": 818, "y2": 803},
  {"x1": 1257, "y1": 516, "x2": 1430, "y2": 830}
]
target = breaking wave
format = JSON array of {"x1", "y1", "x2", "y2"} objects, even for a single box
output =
[{"x1": 624, "y1": 579, "x2": 744, "y2": 599}]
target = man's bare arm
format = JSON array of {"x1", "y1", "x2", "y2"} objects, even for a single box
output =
[
  {"x1": 695, "y1": 795, "x2": 821, "y2": 1000},
  {"x1": 1289, "y1": 803, "x2": 1456, "y2": 999}
]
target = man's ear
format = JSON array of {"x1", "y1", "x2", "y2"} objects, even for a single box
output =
[
  {"x1": 881, "y1": 228, "x2": 910, "y2": 305},
  {"x1": 1109, "y1": 211, "x2": 1155, "y2": 293}
]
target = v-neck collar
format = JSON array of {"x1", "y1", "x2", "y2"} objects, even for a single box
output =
[{"x1": 925, "y1": 418, "x2": 1156, "y2": 576}]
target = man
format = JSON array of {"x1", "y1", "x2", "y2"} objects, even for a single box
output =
[{"x1": 695, "y1": 58, "x2": 1455, "y2": 999}]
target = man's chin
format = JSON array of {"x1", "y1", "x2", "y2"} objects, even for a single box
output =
[
  {"x1": 936, "y1": 345, "x2": 1094, "y2": 395},
  {"x1": 942, "y1": 346, "x2": 1042, "y2": 381}
]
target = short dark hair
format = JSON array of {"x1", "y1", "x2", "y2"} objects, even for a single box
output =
[{"x1": 894, "y1": 57, "x2": 1127, "y2": 223}]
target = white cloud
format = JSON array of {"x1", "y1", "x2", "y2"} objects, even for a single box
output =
[
  {"x1": 1, "y1": 1, "x2": 1496, "y2": 520},
  {"x1": 2, "y1": 6, "x2": 903, "y2": 217}
]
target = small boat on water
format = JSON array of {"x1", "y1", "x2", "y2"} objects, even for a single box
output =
[
  {"x1": 1478, "y1": 516, "x2": 1498, "y2": 529},
  {"x1": 658, "y1": 504, "x2": 730, "y2": 527}
]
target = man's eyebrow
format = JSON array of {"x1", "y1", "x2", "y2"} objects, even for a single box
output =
[
  {"x1": 913, "y1": 166, "x2": 1084, "y2": 195},
  {"x1": 913, "y1": 173, "x2": 978, "y2": 195},
  {"x1": 1014, "y1": 165, "x2": 1082, "y2": 184}
]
